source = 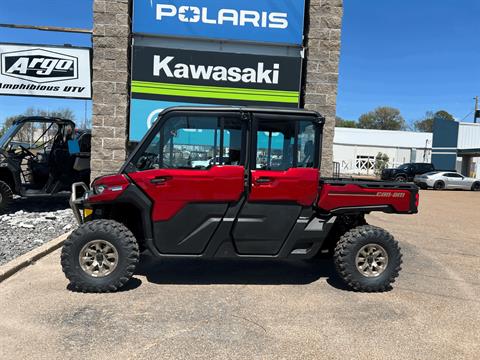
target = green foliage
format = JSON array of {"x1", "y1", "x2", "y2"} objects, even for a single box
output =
[
  {"x1": 358, "y1": 107, "x2": 406, "y2": 130},
  {"x1": 335, "y1": 116, "x2": 357, "y2": 128},
  {"x1": 0, "y1": 115, "x2": 21, "y2": 137},
  {"x1": 374, "y1": 152, "x2": 390, "y2": 176},
  {"x1": 413, "y1": 110, "x2": 455, "y2": 133},
  {"x1": 434, "y1": 110, "x2": 455, "y2": 121}
]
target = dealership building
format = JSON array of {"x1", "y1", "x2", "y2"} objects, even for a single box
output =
[
  {"x1": 90, "y1": 0, "x2": 343, "y2": 179},
  {"x1": 333, "y1": 127, "x2": 433, "y2": 175}
]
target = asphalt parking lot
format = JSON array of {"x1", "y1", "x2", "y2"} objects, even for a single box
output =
[{"x1": 0, "y1": 190, "x2": 479, "y2": 360}]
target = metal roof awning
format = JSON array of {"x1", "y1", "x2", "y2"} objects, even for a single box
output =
[{"x1": 457, "y1": 148, "x2": 480, "y2": 156}]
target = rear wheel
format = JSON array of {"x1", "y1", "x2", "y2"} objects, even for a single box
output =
[
  {"x1": 471, "y1": 182, "x2": 480, "y2": 191},
  {"x1": 0, "y1": 180, "x2": 13, "y2": 214},
  {"x1": 334, "y1": 225, "x2": 402, "y2": 292},
  {"x1": 433, "y1": 181, "x2": 445, "y2": 190},
  {"x1": 61, "y1": 220, "x2": 139, "y2": 293}
]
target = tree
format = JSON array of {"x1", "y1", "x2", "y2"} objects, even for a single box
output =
[
  {"x1": 0, "y1": 107, "x2": 78, "y2": 139},
  {"x1": 0, "y1": 115, "x2": 22, "y2": 137},
  {"x1": 335, "y1": 116, "x2": 357, "y2": 128},
  {"x1": 358, "y1": 107, "x2": 407, "y2": 131},
  {"x1": 413, "y1": 110, "x2": 454, "y2": 133},
  {"x1": 374, "y1": 152, "x2": 390, "y2": 176}
]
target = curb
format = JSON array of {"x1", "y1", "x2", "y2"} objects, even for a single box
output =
[{"x1": 0, "y1": 232, "x2": 71, "y2": 283}]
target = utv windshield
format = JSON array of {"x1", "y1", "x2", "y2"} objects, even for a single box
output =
[
  {"x1": 0, "y1": 123, "x2": 21, "y2": 150},
  {"x1": 0, "y1": 121, "x2": 60, "y2": 151}
]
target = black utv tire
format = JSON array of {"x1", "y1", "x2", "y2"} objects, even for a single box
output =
[
  {"x1": 0, "y1": 180, "x2": 13, "y2": 214},
  {"x1": 334, "y1": 225, "x2": 402, "y2": 292},
  {"x1": 61, "y1": 220, "x2": 139, "y2": 293}
]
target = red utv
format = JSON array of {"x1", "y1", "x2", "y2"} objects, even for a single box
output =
[{"x1": 62, "y1": 107, "x2": 418, "y2": 293}]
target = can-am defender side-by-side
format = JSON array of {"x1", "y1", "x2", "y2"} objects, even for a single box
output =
[
  {"x1": 62, "y1": 107, "x2": 418, "y2": 293},
  {"x1": 0, "y1": 117, "x2": 91, "y2": 213}
]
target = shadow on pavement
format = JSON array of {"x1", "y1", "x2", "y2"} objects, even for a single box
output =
[
  {"x1": 9, "y1": 196, "x2": 70, "y2": 213},
  {"x1": 135, "y1": 253, "x2": 350, "y2": 290},
  {"x1": 67, "y1": 277, "x2": 143, "y2": 293}
]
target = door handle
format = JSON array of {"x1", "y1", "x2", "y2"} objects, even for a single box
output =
[
  {"x1": 255, "y1": 177, "x2": 273, "y2": 184},
  {"x1": 150, "y1": 176, "x2": 171, "y2": 185}
]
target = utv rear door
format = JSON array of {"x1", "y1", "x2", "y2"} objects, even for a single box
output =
[
  {"x1": 232, "y1": 113, "x2": 322, "y2": 255},
  {"x1": 127, "y1": 111, "x2": 246, "y2": 254}
]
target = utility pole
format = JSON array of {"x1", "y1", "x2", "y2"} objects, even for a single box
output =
[{"x1": 474, "y1": 96, "x2": 479, "y2": 123}]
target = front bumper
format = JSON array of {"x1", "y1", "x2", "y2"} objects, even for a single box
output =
[
  {"x1": 70, "y1": 182, "x2": 90, "y2": 225},
  {"x1": 414, "y1": 178, "x2": 434, "y2": 188}
]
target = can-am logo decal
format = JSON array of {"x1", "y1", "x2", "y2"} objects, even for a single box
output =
[
  {"x1": 156, "y1": 4, "x2": 288, "y2": 29},
  {"x1": 1, "y1": 49, "x2": 78, "y2": 83},
  {"x1": 153, "y1": 56, "x2": 280, "y2": 84}
]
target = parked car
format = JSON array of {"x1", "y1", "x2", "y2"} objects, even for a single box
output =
[
  {"x1": 191, "y1": 156, "x2": 221, "y2": 169},
  {"x1": 62, "y1": 107, "x2": 419, "y2": 294},
  {"x1": 381, "y1": 163, "x2": 435, "y2": 182},
  {"x1": 414, "y1": 171, "x2": 480, "y2": 191},
  {"x1": 0, "y1": 116, "x2": 91, "y2": 213}
]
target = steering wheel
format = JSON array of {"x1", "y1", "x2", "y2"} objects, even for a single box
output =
[
  {"x1": 19, "y1": 145, "x2": 36, "y2": 158},
  {"x1": 137, "y1": 153, "x2": 159, "y2": 170}
]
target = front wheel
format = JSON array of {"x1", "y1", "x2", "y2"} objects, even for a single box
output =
[
  {"x1": 394, "y1": 175, "x2": 407, "y2": 183},
  {"x1": 471, "y1": 182, "x2": 480, "y2": 191},
  {"x1": 433, "y1": 181, "x2": 445, "y2": 190},
  {"x1": 0, "y1": 180, "x2": 13, "y2": 214},
  {"x1": 334, "y1": 225, "x2": 402, "y2": 292},
  {"x1": 61, "y1": 220, "x2": 139, "y2": 293}
]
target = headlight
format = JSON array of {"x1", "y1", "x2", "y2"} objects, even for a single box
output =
[{"x1": 94, "y1": 184, "x2": 107, "y2": 195}]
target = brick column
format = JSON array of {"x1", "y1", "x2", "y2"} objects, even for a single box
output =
[
  {"x1": 91, "y1": 0, "x2": 131, "y2": 180},
  {"x1": 90, "y1": 0, "x2": 342, "y2": 179},
  {"x1": 304, "y1": 0, "x2": 343, "y2": 176}
]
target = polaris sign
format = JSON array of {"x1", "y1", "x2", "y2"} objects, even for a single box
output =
[
  {"x1": 133, "y1": 0, "x2": 306, "y2": 45},
  {"x1": 0, "y1": 44, "x2": 91, "y2": 99}
]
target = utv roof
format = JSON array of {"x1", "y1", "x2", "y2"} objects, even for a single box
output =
[
  {"x1": 13, "y1": 116, "x2": 75, "y2": 125},
  {"x1": 159, "y1": 106, "x2": 324, "y2": 121}
]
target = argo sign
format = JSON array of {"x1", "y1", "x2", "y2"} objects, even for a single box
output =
[
  {"x1": 133, "y1": 0, "x2": 306, "y2": 45},
  {"x1": 0, "y1": 44, "x2": 91, "y2": 99},
  {"x1": 2, "y1": 49, "x2": 77, "y2": 83}
]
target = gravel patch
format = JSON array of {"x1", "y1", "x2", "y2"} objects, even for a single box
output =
[{"x1": 0, "y1": 197, "x2": 76, "y2": 266}]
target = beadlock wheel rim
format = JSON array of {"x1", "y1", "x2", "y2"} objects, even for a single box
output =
[
  {"x1": 79, "y1": 240, "x2": 119, "y2": 278},
  {"x1": 355, "y1": 244, "x2": 389, "y2": 278}
]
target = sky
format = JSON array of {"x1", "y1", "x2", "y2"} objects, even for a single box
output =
[
  {"x1": 337, "y1": 0, "x2": 480, "y2": 124},
  {"x1": 0, "y1": 0, "x2": 479, "y2": 127},
  {"x1": 0, "y1": 0, "x2": 93, "y2": 126}
]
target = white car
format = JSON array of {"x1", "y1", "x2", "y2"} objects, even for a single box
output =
[
  {"x1": 191, "y1": 156, "x2": 221, "y2": 169},
  {"x1": 414, "y1": 171, "x2": 480, "y2": 191}
]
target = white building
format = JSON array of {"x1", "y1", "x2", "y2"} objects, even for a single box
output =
[{"x1": 333, "y1": 127, "x2": 432, "y2": 175}]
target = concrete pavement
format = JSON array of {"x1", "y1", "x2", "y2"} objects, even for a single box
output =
[{"x1": 0, "y1": 191, "x2": 479, "y2": 359}]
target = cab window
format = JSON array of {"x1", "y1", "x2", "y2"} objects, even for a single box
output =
[
  {"x1": 133, "y1": 114, "x2": 245, "y2": 171},
  {"x1": 254, "y1": 118, "x2": 319, "y2": 171}
]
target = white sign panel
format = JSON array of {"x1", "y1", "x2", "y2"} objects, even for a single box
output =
[{"x1": 0, "y1": 44, "x2": 91, "y2": 99}]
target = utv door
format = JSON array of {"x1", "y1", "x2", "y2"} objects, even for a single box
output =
[
  {"x1": 232, "y1": 114, "x2": 321, "y2": 255},
  {"x1": 127, "y1": 111, "x2": 247, "y2": 254}
]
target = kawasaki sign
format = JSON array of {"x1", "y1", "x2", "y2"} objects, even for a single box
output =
[
  {"x1": 131, "y1": 46, "x2": 301, "y2": 107},
  {"x1": 0, "y1": 44, "x2": 91, "y2": 99},
  {"x1": 133, "y1": 0, "x2": 306, "y2": 45}
]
